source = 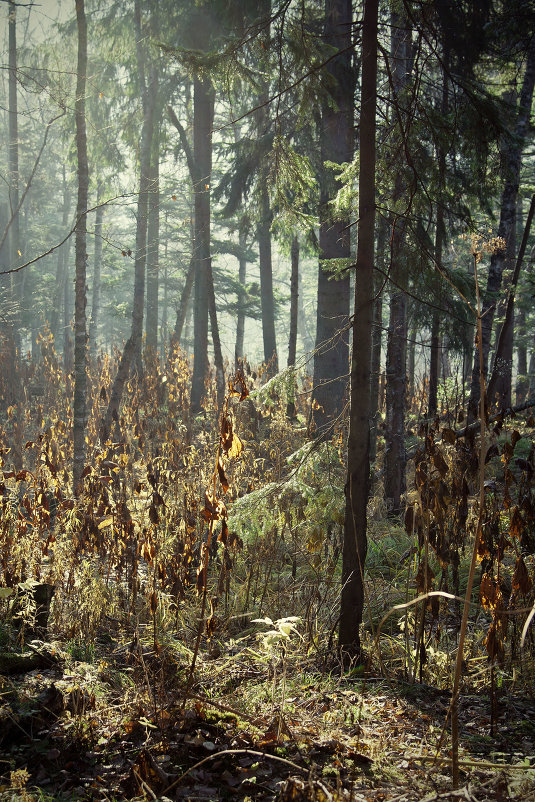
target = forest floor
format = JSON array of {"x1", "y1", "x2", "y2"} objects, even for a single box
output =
[{"x1": 1, "y1": 624, "x2": 535, "y2": 802}]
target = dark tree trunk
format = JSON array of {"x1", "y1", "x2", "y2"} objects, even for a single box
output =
[
  {"x1": 146, "y1": 126, "x2": 160, "y2": 353},
  {"x1": 384, "y1": 289, "x2": 407, "y2": 513},
  {"x1": 235, "y1": 222, "x2": 248, "y2": 366},
  {"x1": 428, "y1": 313, "x2": 440, "y2": 417},
  {"x1": 312, "y1": 0, "x2": 354, "y2": 433},
  {"x1": 288, "y1": 235, "x2": 299, "y2": 369},
  {"x1": 487, "y1": 193, "x2": 535, "y2": 409},
  {"x1": 190, "y1": 75, "x2": 215, "y2": 412},
  {"x1": 102, "y1": 2, "x2": 157, "y2": 441},
  {"x1": 208, "y1": 267, "x2": 225, "y2": 409},
  {"x1": 297, "y1": 274, "x2": 314, "y2": 354},
  {"x1": 255, "y1": 0, "x2": 278, "y2": 377},
  {"x1": 50, "y1": 169, "x2": 70, "y2": 344},
  {"x1": 89, "y1": 182, "x2": 103, "y2": 360},
  {"x1": 73, "y1": 0, "x2": 89, "y2": 493},
  {"x1": 468, "y1": 38, "x2": 535, "y2": 418},
  {"x1": 8, "y1": 0, "x2": 21, "y2": 310},
  {"x1": 286, "y1": 234, "x2": 299, "y2": 418},
  {"x1": 339, "y1": 0, "x2": 377, "y2": 658},
  {"x1": 383, "y1": 10, "x2": 412, "y2": 516},
  {"x1": 258, "y1": 178, "x2": 278, "y2": 375},
  {"x1": 63, "y1": 236, "x2": 73, "y2": 374},
  {"x1": 173, "y1": 259, "x2": 195, "y2": 347},
  {"x1": 516, "y1": 302, "x2": 528, "y2": 404}
]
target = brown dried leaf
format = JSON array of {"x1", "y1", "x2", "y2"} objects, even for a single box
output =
[
  {"x1": 512, "y1": 556, "x2": 532, "y2": 599},
  {"x1": 509, "y1": 506, "x2": 524, "y2": 539},
  {"x1": 442, "y1": 427, "x2": 456, "y2": 445},
  {"x1": 480, "y1": 574, "x2": 502, "y2": 611},
  {"x1": 217, "y1": 456, "x2": 229, "y2": 493},
  {"x1": 432, "y1": 450, "x2": 449, "y2": 477}
]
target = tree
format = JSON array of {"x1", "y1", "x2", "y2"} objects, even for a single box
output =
[
  {"x1": 103, "y1": 0, "x2": 158, "y2": 440},
  {"x1": 312, "y1": 0, "x2": 354, "y2": 434},
  {"x1": 73, "y1": 0, "x2": 89, "y2": 493},
  {"x1": 468, "y1": 35, "x2": 535, "y2": 418},
  {"x1": 383, "y1": 9, "x2": 412, "y2": 516},
  {"x1": 339, "y1": 0, "x2": 377, "y2": 659}
]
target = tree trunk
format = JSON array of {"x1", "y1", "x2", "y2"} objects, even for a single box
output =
[
  {"x1": 428, "y1": 312, "x2": 440, "y2": 417},
  {"x1": 383, "y1": 10, "x2": 412, "y2": 517},
  {"x1": 297, "y1": 272, "x2": 314, "y2": 354},
  {"x1": 339, "y1": 0, "x2": 377, "y2": 658},
  {"x1": 89, "y1": 182, "x2": 103, "y2": 360},
  {"x1": 8, "y1": 0, "x2": 21, "y2": 315},
  {"x1": 50, "y1": 170, "x2": 70, "y2": 345},
  {"x1": 73, "y1": 0, "x2": 89, "y2": 494},
  {"x1": 63, "y1": 238, "x2": 73, "y2": 374},
  {"x1": 190, "y1": 75, "x2": 216, "y2": 412},
  {"x1": 287, "y1": 234, "x2": 299, "y2": 418},
  {"x1": 258, "y1": 178, "x2": 278, "y2": 375},
  {"x1": 146, "y1": 124, "x2": 160, "y2": 353},
  {"x1": 208, "y1": 267, "x2": 225, "y2": 409},
  {"x1": 102, "y1": 2, "x2": 157, "y2": 441},
  {"x1": 173, "y1": 259, "x2": 195, "y2": 347},
  {"x1": 312, "y1": 0, "x2": 354, "y2": 433},
  {"x1": 384, "y1": 289, "x2": 407, "y2": 513},
  {"x1": 235, "y1": 221, "x2": 248, "y2": 366},
  {"x1": 516, "y1": 301, "x2": 528, "y2": 404},
  {"x1": 255, "y1": 0, "x2": 278, "y2": 378},
  {"x1": 468, "y1": 38, "x2": 535, "y2": 419},
  {"x1": 487, "y1": 193, "x2": 535, "y2": 408}
]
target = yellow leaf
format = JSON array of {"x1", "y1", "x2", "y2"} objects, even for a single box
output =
[
  {"x1": 98, "y1": 516, "x2": 114, "y2": 529},
  {"x1": 17, "y1": 249, "x2": 21, "y2": 256}
]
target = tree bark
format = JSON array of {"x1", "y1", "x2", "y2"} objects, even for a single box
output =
[
  {"x1": 173, "y1": 259, "x2": 195, "y2": 347},
  {"x1": 339, "y1": 0, "x2": 377, "y2": 658},
  {"x1": 468, "y1": 38, "x2": 535, "y2": 418},
  {"x1": 50, "y1": 170, "x2": 70, "y2": 345},
  {"x1": 190, "y1": 75, "x2": 216, "y2": 412},
  {"x1": 428, "y1": 312, "x2": 440, "y2": 417},
  {"x1": 286, "y1": 234, "x2": 299, "y2": 418},
  {"x1": 102, "y1": 2, "x2": 157, "y2": 441},
  {"x1": 146, "y1": 124, "x2": 160, "y2": 353},
  {"x1": 235, "y1": 221, "x2": 248, "y2": 366},
  {"x1": 312, "y1": 0, "x2": 354, "y2": 433},
  {"x1": 73, "y1": 0, "x2": 89, "y2": 493},
  {"x1": 487, "y1": 193, "x2": 535, "y2": 408},
  {"x1": 89, "y1": 182, "x2": 103, "y2": 360},
  {"x1": 257, "y1": 180, "x2": 278, "y2": 374},
  {"x1": 255, "y1": 0, "x2": 278, "y2": 378},
  {"x1": 383, "y1": 10, "x2": 412, "y2": 516},
  {"x1": 8, "y1": 0, "x2": 21, "y2": 310}
]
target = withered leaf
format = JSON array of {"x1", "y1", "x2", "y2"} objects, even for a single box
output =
[
  {"x1": 217, "y1": 456, "x2": 229, "y2": 493},
  {"x1": 150, "y1": 591, "x2": 158, "y2": 615},
  {"x1": 485, "y1": 622, "x2": 505, "y2": 664},
  {"x1": 512, "y1": 556, "x2": 533, "y2": 599},
  {"x1": 485, "y1": 443, "x2": 499, "y2": 464},
  {"x1": 442, "y1": 427, "x2": 456, "y2": 445},
  {"x1": 480, "y1": 574, "x2": 502, "y2": 611},
  {"x1": 149, "y1": 505, "x2": 159, "y2": 525},
  {"x1": 415, "y1": 563, "x2": 434, "y2": 594},
  {"x1": 217, "y1": 519, "x2": 229, "y2": 544},
  {"x1": 509, "y1": 506, "x2": 524, "y2": 539},
  {"x1": 511, "y1": 430, "x2": 521, "y2": 448},
  {"x1": 432, "y1": 450, "x2": 449, "y2": 477}
]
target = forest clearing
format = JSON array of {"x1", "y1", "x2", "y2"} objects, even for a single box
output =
[{"x1": 1, "y1": 0, "x2": 535, "y2": 800}]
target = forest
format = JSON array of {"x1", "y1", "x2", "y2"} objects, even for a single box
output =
[{"x1": 0, "y1": 0, "x2": 535, "y2": 799}]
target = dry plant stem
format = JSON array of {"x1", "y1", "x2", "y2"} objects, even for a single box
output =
[{"x1": 450, "y1": 256, "x2": 487, "y2": 788}]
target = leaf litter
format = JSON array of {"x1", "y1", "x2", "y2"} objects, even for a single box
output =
[{"x1": 1, "y1": 628, "x2": 535, "y2": 801}]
